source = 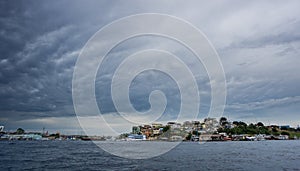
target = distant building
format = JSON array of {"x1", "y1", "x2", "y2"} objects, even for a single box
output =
[
  {"x1": 167, "y1": 122, "x2": 181, "y2": 129},
  {"x1": 279, "y1": 125, "x2": 290, "y2": 130},
  {"x1": 183, "y1": 121, "x2": 193, "y2": 128},
  {"x1": 152, "y1": 129, "x2": 161, "y2": 135},
  {"x1": 152, "y1": 123, "x2": 163, "y2": 128},
  {"x1": 140, "y1": 125, "x2": 152, "y2": 138},
  {"x1": 278, "y1": 135, "x2": 289, "y2": 140},
  {"x1": 202, "y1": 118, "x2": 219, "y2": 133}
]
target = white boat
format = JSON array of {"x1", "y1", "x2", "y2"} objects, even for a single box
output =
[
  {"x1": 246, "y1": 136, "x2": 257, "y2": 141},
  {"x1": 126, "y1": 134, "x2": 146, "y2": 141}
]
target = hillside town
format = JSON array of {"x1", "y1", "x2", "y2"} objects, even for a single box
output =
[
  {"x1": 121, "y1": 117, "x2": 300, "y2": 141},
  {"x1": 1, "y1": 117, "x2": 300, "y2": 141}
]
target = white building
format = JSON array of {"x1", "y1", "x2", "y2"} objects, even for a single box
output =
[{"x1": 167, "y1": 122, "x2": 181, "y2": 129}]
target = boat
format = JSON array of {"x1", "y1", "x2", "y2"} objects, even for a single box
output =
[{"x1": 126, "y1": 134, "x2": 146, "y2": 141}]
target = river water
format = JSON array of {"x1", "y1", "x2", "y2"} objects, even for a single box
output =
[{"x1": 0, "y1": 140, "x2": 299, "y2": 170}]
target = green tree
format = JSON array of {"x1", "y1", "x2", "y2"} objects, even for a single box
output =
[
  {"x1": 233, "y1": 121, "x2": 239, "y2": 125},
  {"x1": 258, "y1": 126, "x2": 270, "y2": 135},
  {"x1": 192, "y1": 130, "x2": 198, "y2": 135},
  {"x1": 256, "y1": 122, "x2": 264, "y2": 127},
  {"x1": 16, "y1": 128, "x2": 25, "y2": 134},
  {"x1": 239, "y1": 121, "x2": 247, "y2": 127},
  {"x1": 281, "y1": 131, "x2": 290, "y2": 136},
  {"x1": 162, "y1": 125, "x2": 170, "y2": 132},
  {"x1": 219, "y1": 117, "x2": 228, "y2": 127},
  {"x1": 186, "y1": 133, "x2": 192, "y2": 141},
  {"x1": 248, "y1": 123, "x2": 257, "y2": 129},
  {"x1": 272, "y1": 128, "x2": 278, "y2": 132}
]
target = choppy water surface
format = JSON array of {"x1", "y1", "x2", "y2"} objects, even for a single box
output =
[{"x1": 1, "y1": 140, "x2": 300, "y2": 171}]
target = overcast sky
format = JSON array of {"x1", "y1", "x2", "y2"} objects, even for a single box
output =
[{"x1": 0, "y1": 0, "x2": 300, "y2": 134}]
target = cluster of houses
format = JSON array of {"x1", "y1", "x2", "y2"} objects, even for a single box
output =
[
  {"x1": 126, "y1": 118, "x2": 222, "y2": 141},
  {"x1": 125, "y1": 118, "x2": 298, "y2": 141}
]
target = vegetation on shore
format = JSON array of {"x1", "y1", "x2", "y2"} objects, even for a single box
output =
[{"x1": 217, "y1": 117, "x2": 300, "y2": 138}]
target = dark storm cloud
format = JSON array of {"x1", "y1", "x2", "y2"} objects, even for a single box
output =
[
  {"x1": 0, "y1": 0, "x2": 300, "y2": 133},
  {"x1": 95, "y1": 35, "x2": 212, "y2": 119},
  {"x1": 0, "y1": 2, "x2": 88, "y2": 118}
]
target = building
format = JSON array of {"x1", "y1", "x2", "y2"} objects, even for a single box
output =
[
  {"x1": 279, "y1": 125, "x2": 290, "y2": 130},
  {"x1": 140, "y1": 125, "x2": 152, "y2": 138},
  {"x1": 152, "y1": 129, "x2": 162, "y2": 135},
  {"x1": 152, "y1": 123, "x2": 163, "y2": 128},
  {"x1": 183, "y1": 121, "x2": 193, "y2": 128},
  {"x1": 202, "y1": 118, "x2": 219, "y2": 133},
  {"x1": 167, "y1": 122, "x2": 181, "y2": 129}
]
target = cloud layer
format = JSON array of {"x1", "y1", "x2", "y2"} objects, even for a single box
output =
[{"x1": 0, "y1": 0, "x2": 299, "y2": 134}]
